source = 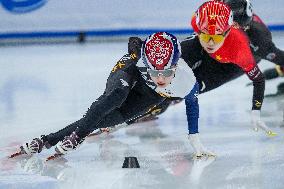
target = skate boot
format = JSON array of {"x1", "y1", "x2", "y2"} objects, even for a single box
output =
[
  {"x1": 55, "y1": 132, "x2": 84, "y2": 155},
  {"x1": 22, "y1": 138, "x2": 45, "y2": 155},
  {"x1": 251, "y1": 110, "x2": 277, "y2": 137},
  {"x1": 10, "y1": 136, "x2": 50, "y2": 158}
]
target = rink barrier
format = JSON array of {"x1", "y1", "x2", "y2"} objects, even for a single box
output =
[
  {"x1": 0, "y1": 25, "x2": 284, "y2": 44},
  {"x1": 0, "y1": 28, "x2": 193, "y2": 39}
]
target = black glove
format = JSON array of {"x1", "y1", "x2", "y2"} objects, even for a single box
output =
[{"x1": 128, "y1": 37, "x2": 143, "y2": 60}]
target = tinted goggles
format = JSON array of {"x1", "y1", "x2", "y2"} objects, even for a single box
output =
[
  {"x1": 147, "y1": 68, "x2": 176, "y2": 77},
  {"x1": 199, "y1": 30, "x2": 230, "y2": 43}
]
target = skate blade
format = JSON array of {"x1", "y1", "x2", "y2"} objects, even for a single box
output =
[
  {"x1": 87, "y1": 130, "x2": 103, "y2": 138},
  {"x1": 266, "y1": 131, "x2": 277, "y2": 137},
  {"x1": 46, "y1": 153, "x2": 64, "y2": 162},
  {"x1": 193, "y1": 153, "x2": 217, "y2": 160},
  {"x1": 8, "y1": 148, "x2": 27, "y2": 158},
  {"x1": 8, "y1": 146, "x2": 27, "y2": 159},
  {"x1": 193, "y1": 155, "x2": 202, "y2": 160},
  {"x1": 204, "y1": 153, "x2": 217, "y2": 158},
  {"x1": 87, "y1": 127, "x2": 112, "y2": 138}
]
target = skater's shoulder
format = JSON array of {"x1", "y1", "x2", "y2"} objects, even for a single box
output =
[
  {"x1": 112, "y1": 54, "x2": 139, "y2": 73},
  {"x1": 117, "y1": 54, "x2": 138, "y2": 66}
]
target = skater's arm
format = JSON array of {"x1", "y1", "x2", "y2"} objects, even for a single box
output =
[
  {"x1": 185, "y1": 83, "x2": 215, "y2": 157},
  {"x1": 245, "y1": 64, "x2": 265, "y2": 110},
  {"x1": 234, "y1": 34, "x2": 265, "y2": 110},
  {"x1": 185, "y1": 82, "x2": 199, "y2": 134}
]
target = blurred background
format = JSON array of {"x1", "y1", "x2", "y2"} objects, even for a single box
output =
[{"x1": 0, "y1": 0, "x2": 284, "y2": 44}]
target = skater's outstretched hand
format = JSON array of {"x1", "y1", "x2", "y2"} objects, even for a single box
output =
[
  {"x1": 188, "y1": 134, "x2": 216, "y2": 159},
  {"x1": 251, "y1": 110, "x2": 277, "y2": 137}
]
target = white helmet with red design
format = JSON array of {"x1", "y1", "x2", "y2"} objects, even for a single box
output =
[
  {"x1": 142, "y1": 32, "x2": 181, "y2": 70},
  {"x1": 196, "y1": 1, "x2": 233, "y2": 35}
]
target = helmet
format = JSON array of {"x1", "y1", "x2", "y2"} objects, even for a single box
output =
[
  {"x1": 196, "y1": 1, "x2": 233, "y2": 35},
  {"x1": 142, "y1": 32, "x2": 181, "y2": 70},
  {"x1": 223, "y1": 0, "x2": 253, "y2": 27}
]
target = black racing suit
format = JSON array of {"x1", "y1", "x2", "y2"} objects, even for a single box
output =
[
  {"x1": 248, "y1": 15, "x2": 284, "y2": 67},
  {"x1": 247, "y1": 15, "x2": 284, "y2": 80},
  {"x1": 43, "y1": 54, "x2": 165, "y2": 146}
]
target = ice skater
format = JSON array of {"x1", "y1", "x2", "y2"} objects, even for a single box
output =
[
  {"x1": 10, "y1": 32, "x2": 215, "y2": 160},
  {"x1": 223, "y1": 0, "x2": 284, "y2": 96},
  {"x1": 128, "y1": 1, "x2": 277, "y2": 136}
]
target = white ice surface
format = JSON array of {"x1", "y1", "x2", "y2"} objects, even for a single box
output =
[{"x1": 0, "y1": 36, "x2": 284, "y2": 189}]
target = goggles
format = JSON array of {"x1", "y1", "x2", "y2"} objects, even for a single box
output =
[
  {"x1": 147, "y1": 68, "x2": 176, "y2": 77},
  {"x1": 198, "y1": 30, "x2": 230, "y2": 43}
]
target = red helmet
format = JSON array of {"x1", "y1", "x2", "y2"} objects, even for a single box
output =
[{"x1": 196, "y1": 1, "x2": 233, "y2": 35}]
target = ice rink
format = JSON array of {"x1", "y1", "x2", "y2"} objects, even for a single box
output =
[{"x1": 0, "y1": 35, "x2": 284, "y2": 189}]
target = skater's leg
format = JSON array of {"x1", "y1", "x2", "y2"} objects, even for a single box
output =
[
  {"x1": 54, "y1": 85, "x2": 164, "y2": 155},
  {"x1": 44, "y1": 119, "x2": 85, "y2": 146}
]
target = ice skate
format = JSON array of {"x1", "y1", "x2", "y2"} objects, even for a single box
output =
[
  {"x1": 251, "y1": 110, "x2": 277, "y2": 137},
  {"x1": 46, "y1": 132, "x2": 84, "y2": 161},
  {"x1": 9, "y1": 137, "x2": 48, "y2": 158},
  {"x1": 87, "y1": 127, "x2": 113, "y2": 138}
]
